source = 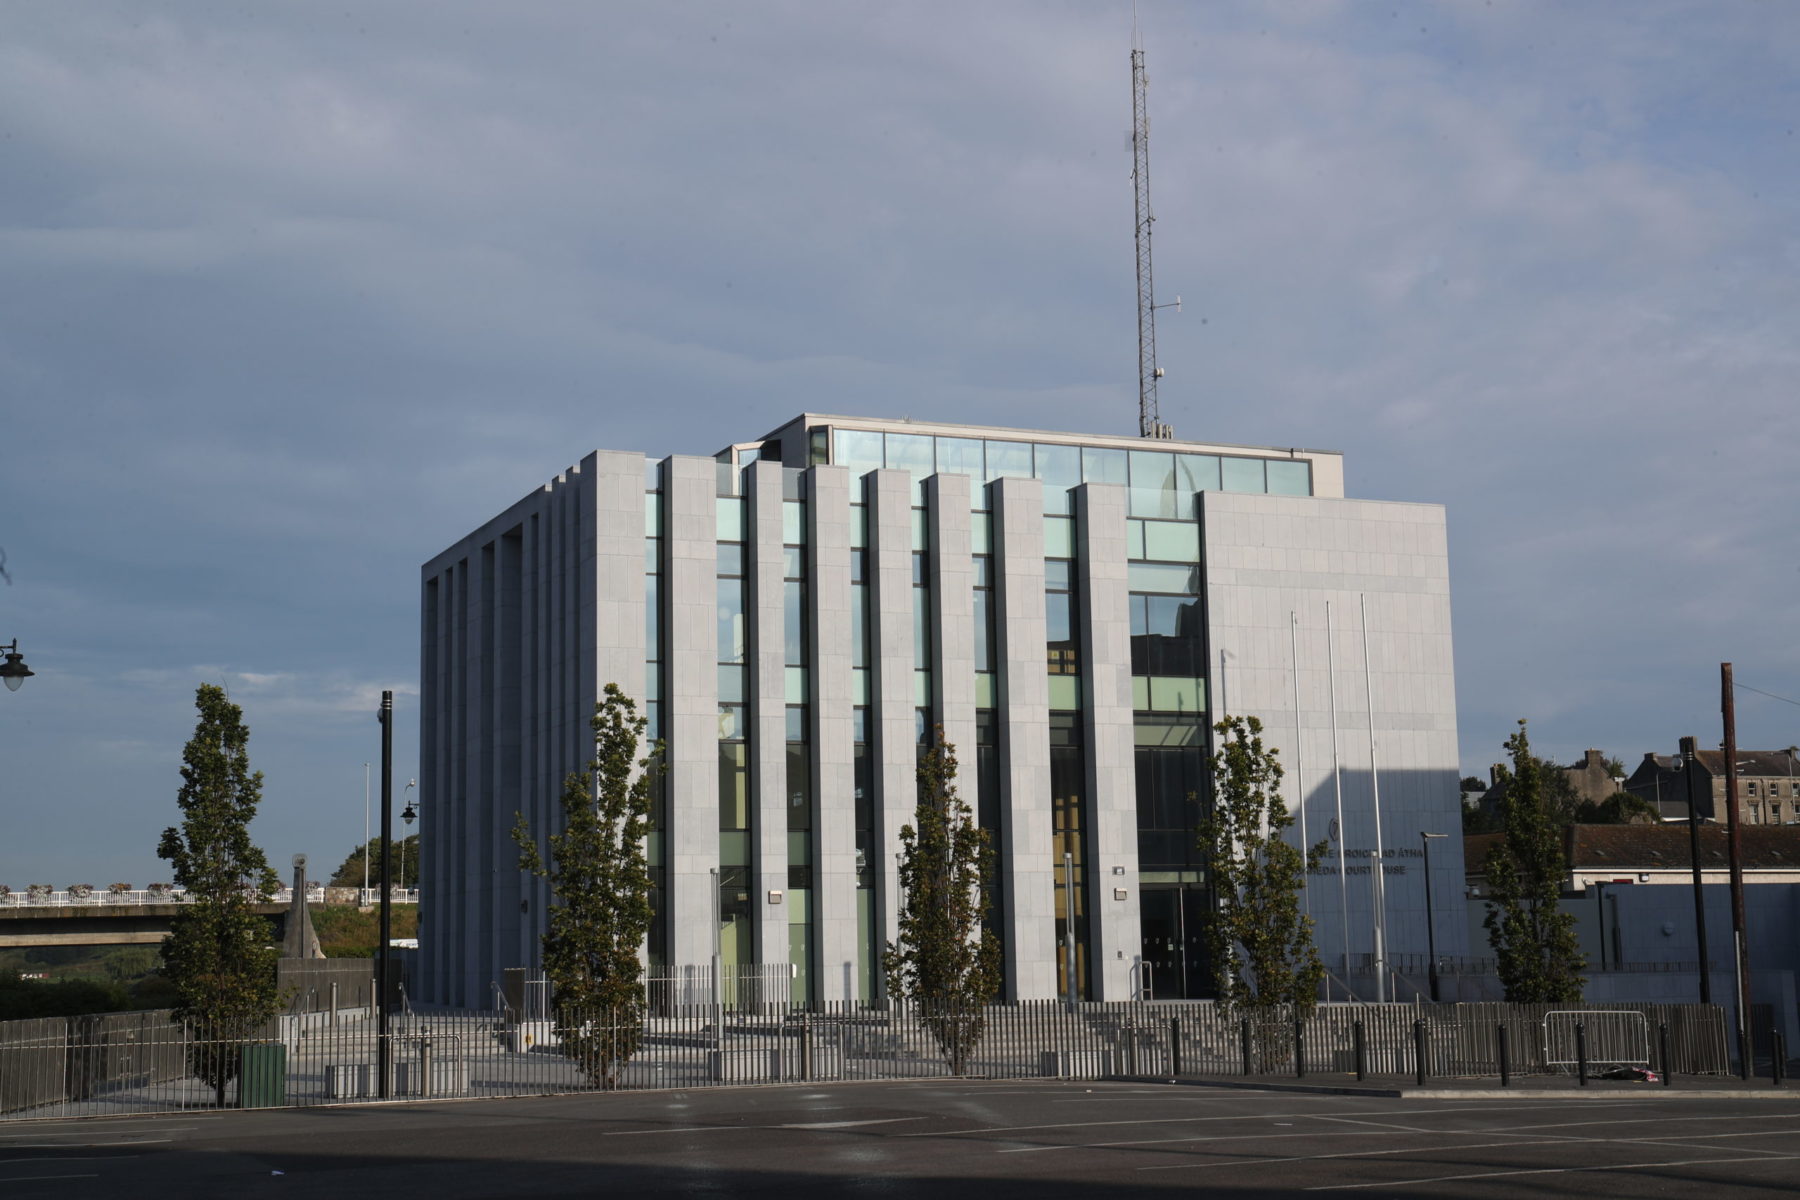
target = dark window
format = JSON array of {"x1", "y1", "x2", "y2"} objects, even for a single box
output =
[{"x1": 1129, "y1": 592, "x2": 1205, "y2": 677}]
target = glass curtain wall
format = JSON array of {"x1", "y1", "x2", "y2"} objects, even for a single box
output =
[
  {"x1": 1050, "y1": 713, "x2": 1090, "y2": 1000},
  {"x1": 1128, "y1": 512, "x2": 1211, "y2": 1000},
  {"x1": 644, "y1": 484, "x2": 667, "y2": 966},
  {"x1": 716, "y1": 505, "x2": 752, "y2": 1000},
  {"x1": 783, "y1": 496, "x2": 813, "y2": 1004}
]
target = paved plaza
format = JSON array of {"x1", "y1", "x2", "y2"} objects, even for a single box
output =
[{"x1": 4, "y1": 1077, "x2": 1799, "y2": 1198}]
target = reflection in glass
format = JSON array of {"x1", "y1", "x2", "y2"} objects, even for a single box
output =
[{"x1": 937, "y1": 436, "x2": 984, "y2": 477}]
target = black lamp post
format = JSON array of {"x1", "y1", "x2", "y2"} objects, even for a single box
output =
[
  {"x1": 1421, "y1": 832, "x2": 1448, "y2": 1002},
  {"x1": 1, "y1": 639, "x2": 33, "y2": 692},
  {"x1": 376, "y1": 690, "x2": 393, "y2": 1098}
]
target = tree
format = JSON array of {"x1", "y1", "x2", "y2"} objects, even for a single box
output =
[
  {"x1": 1575, "y1": 791, "x2": 1660, "y2": 825},
  {"x1": 1483, "y1": 720, "x2": 1585, "y2": 1002},
  {"x1": 883, "y1": 730, "x2": 1002, "y2": 1076},
  {"x1": 330, "y1": 835, "x2": 419, "y2": 889},
  {"x1": 511, "y1": 684, "x2": 660, "y2": 1089},
  {"x1": 156, "y1": 683, "x2": 282, "y2": 1107},
  {"x1": 1196, "y1": 714, "x2": 1326, "y2": 1016}
]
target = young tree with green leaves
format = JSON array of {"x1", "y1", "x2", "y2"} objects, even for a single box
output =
[
  {"x1": 1483, "y1": 720, "x2": 1586, "y2": 1002},
  {"x1": 156, "y1": 683, "x2": 282, "y2": 1107},
  {"x1": 329, "y1": 835, "x2": 419, "y2": 889},
  {"x1": 511, "y1": 683, "x2": 660, "y2": 1089},
  {"x1": 883, "y1": 731, "x2": 1001, "y2": 1076},
  {"x1": 1196, "y1": 714, "x2": 1326, "y2": 1016}
]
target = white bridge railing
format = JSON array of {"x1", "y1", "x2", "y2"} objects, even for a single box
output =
[{"x1": 0, "y1": 887, "x2": 420, "y2": 908}]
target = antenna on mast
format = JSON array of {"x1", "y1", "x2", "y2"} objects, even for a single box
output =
[{"x1": 1132, "y1": 23, "x2": 1177, "y2": 439}]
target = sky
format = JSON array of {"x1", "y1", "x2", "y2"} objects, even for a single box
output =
[{"x1": 2, "y1": 1, "x2": 1797, "y2": 889}]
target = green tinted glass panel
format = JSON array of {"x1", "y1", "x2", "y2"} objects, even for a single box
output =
[
  {"x1": 718, "y1": 831, "x2": 750, "y2": 866},
  {"x1": 717, "y1": 665, "x2": 745, "y2": 703},
  {"x1": 1178, "y1": 454, "x2": 1220, "y2": 493},
  {"x1": 1266, "y1": 459, "x2": 1311, "y2": 496},
  {"x1": 1043, "y1": 516, "x2": 1075, "y2": 558},
  {"x1": 787, "y1": 831, "x2": 813, "y2": 866},
  {"x1": 937, "y1": 436, "x2": 984, "y2": 477},
  {"x1": 783, "y1": 500, "x2": 806, "y2": 543},
  {"x1": 644, "y1": 493, "x2": 663, "y2": 537},
  {"x1": 971, "y1": 512, "x2": 993, "y2": 553},
  {"x1": 912, "y1": 507, "x2": 929, "y2": 550},
  {"x1": 1131, "y1": 675, "x2": 1150, "y2": 709},
  {"x1": 1047, "y1": 674, "x2": 1082, "y2": 710},
  {"x1": 1128, "y1": 562, "x2": 1200, "y2": 593},
  {"x1": 1129, "y1": 450, "x2": 1174, "y2": 492},
  {"x1": 852, "y1": 668, "x2": 869, "y2": 705},
  {"x1": 1142, "y1": 521, "x2": 1201, "y2": 562},
  {"x1": 915, "y1": 670, "x2": 933, "y2": 707},
  {"x1": 1221, "y1": 457, "x2": 1266, "y2": 494},
  {"x1": 1125, "y1": 519, "x2": 1146, "y2": 560},
  {"x1": 716, "y1": 497, "x2": 746, "y2": 540},
  {"x1": 835, "y1": 430, "x2": 884, "y2": 475},
  {"x1": 1148, "y1": 676, "x2": 1206, "y2": 713},
  {"x1": 885, "y1": 432, "x2": 934, "y2": 475},
  {"x1": 1033, "y1": 443, "x2": 1080, "y2": 487},
  {"x1": 985, "y1": 440, "x2": 1032, "y2": 480},
  {"x1": 975, "y1": 673, "x2": 997, "y2": 708},
  {"x1": 850, "y1": 505, "x2": 868, "y2": 549},
  {"x1": 785, "y1": 666, "x2": 809, "y2": 703},
  {"x1": 1082, "y1": 446, "x2": 1129, "y2": 485}
]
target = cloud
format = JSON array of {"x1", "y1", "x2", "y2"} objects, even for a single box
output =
[{"x1": 1, "y1": 0, "x2": 1796, "y2": 887}]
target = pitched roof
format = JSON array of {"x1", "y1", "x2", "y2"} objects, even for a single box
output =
[
  {"x1": 1692, "y1": 749, "x2": 1800, "y2": 777},
  {"x1": 1464, "y1": 824, "x2": 1800, "y2": 873}
]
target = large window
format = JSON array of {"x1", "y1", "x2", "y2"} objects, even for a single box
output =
[
  {"x1": 1129, "y1": 592, "x2": 1204, "y2": 677},
  {"x1": 1134, "y1": 715, "x2": 1207, "y2": 871},
  {"x1": 1050, "y1": 712, "x2": 1090, "y2": 1000},
  {"x1": 826, "y1": 429, "x2": 1314, "y2": 513},
  {"x1": 717, "y1": 528, "x2": 751, "y2": 981},
  {"x1": 1046, "y1": 559, "x2": 1079, "y2": 675}
]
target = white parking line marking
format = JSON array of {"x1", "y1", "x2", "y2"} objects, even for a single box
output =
[
  {"x1": 601, "y1": 1126, "x2": 730, "y2": 1136},
  {"x1": 780, "y1": 1118, "x2": 925, "y2": 1130},
  {"x1": 1137, "y1": 1136, "x2": 1591, "y2": 1172},
  {"x1": 1010, "y1": 1126, "x2": 1576, "y2": 1156},
  {"x1": 1306, "y1": 1152, "x2": 1800, "y2": 1190},
  {"x1": 1312, "y1": 1115, "x2": 1431, "y2": 1134},
  {"x1": 0, "y1": 1125, "x2": 203, "y2": 1138},
  {"x1": 0, "y1": 1140, "x2": 171, "y2": 1150},
  {"x1": 903, "y1": 1101, "x2": 1648, "y2": 1139},
  {"x1": 0, "y1": 1174, "x2": 101, "y2": 1183}
]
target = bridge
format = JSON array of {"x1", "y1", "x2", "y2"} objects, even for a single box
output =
[{"x1": 0, "y1": 888, "x2": 419, "y2": 949}]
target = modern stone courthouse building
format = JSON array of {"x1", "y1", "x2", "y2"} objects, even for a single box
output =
[{"x1": 418, "y1": 414, "x2": 1467, "y2": 1008}]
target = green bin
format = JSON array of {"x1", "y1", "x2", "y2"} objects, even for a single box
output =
[{"x1": 239, "y1": 1042, "x2": 288, "y2": 1108}]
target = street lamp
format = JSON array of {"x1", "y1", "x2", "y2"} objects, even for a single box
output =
[
  {"x1": 1420, "y1": 832, "x2": 1448, "y2": 1002},
  {"x1": 399, "y1": 779, "x2": 418, "y2": 894},
  {"x1": 1, "y1": 640, "x2": 33, "y2": 692}
]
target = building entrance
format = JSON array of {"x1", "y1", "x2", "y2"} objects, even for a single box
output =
[{"x1": 1138, "y1": 885, "x2": 1210, "y2": 1000}]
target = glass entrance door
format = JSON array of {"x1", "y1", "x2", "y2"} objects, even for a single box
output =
[
  {"x1": 1139, "y1": 885, "x2": 1212, "y2": 1000},
  {"x1": 1139, "y1": 887, "x2": 1185, "y2": 999}
]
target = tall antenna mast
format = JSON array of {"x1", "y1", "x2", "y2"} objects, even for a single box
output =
[{"x1": 1131, "y1": 26, "x2": 1177, "y2": 439}]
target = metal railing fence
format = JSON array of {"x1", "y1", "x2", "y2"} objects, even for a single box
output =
[{"x1": 0, "y1": 998, "x2": 1734, "y2": 1121}]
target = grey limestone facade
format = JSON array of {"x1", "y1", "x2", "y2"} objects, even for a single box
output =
[{"x1": 418, "y1": 415, "x2": 1467, "y2": 1008}]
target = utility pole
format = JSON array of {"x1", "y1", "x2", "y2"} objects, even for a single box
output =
[
  {"x1": 1721, "y1": 664, "x2": 1751, "y2": 1076},
  {"x1": 1680, "y1": 735, "x2": 1712, "y2": 1005}
]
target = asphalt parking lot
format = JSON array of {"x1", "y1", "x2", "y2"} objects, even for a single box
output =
[{"x1": 4, "y1": 1079, "x2": 1799, "y2": 1198}]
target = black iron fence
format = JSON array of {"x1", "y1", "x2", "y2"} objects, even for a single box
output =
[{"x1": 0, "y1": 998, "x2": 1738, "y2": 1120}]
